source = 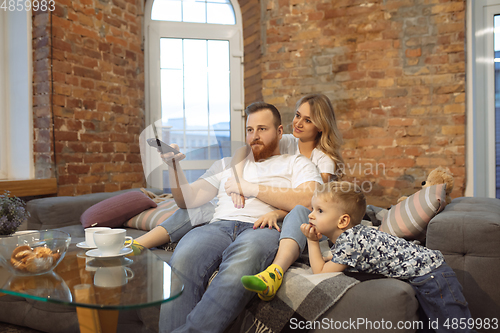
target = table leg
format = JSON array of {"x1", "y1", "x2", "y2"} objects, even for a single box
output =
[
  {"x1": 74, "y1": 284, "x2": 119, "y2": 333},
  {"x1": 76, "y1": 307, "x2": 119, "y2": 333}
]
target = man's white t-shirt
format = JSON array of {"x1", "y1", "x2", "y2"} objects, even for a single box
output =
[
  {"x1": 201, "y1": 154, "x2": 322, "y2": 224},
  {"x1": 279, "y1": 134, "x2": 336, "y2": 175}
]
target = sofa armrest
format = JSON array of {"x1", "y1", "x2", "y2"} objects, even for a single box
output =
[
  {"x1": 25, "y1": 188, "x2": 163, "y2": 230},
  {"x1": 426, "y1": 197, "x2": 500, "y2": 326}
]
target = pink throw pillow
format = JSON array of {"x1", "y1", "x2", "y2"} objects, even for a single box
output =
[{"x1": 81, "y1": 191, "x2": 157, "y2": 228}]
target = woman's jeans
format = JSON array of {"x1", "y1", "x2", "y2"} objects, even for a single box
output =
[
  {"x1": 279, "y1": 205, "x2": 311, "y2": 252},
  {"x1": 159, "y1": 220, "x2": 280, "y2": 333}
]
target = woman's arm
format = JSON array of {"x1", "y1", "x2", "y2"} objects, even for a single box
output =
[
  {"x1": 253, "y1": 209, "x2": 288, "y2": 232},
  {"x1": 321, "y1": 173, "x2": 335, "y2": 183}
]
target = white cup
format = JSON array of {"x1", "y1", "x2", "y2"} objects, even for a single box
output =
[
  {"x1": 84, "y1": 227, "x2": 111, "y2": 247},
  {"x1": 94, "y1": 266, "x2": 134, "y2": 288},
  {"x1": 93, "y1": 229, "x2": 133, "y2": 256}
]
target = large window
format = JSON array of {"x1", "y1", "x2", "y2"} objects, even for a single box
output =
[
  {"x1": 144, "y1": 0, "x2": 244, "y2": 190},
  {"x1": 0, "y1": 11, "x2": 7, "y2": 179},
  {"x1": 0, "y1": 10, "x2": 33, "y2": 180},
  {"x1": 468, "y1": 1, "x2": 500, "y2": 198},
  {"x1": 494, "y1": 15, "x2": 500, "y2": 198}
]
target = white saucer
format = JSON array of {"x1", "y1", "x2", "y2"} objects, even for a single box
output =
[
  {"x1": 85, "y1": 248, "x2": 133, "y2": 258},
  {"x1": 77, "y1": 242, "x2": 96, "y2": 249}
]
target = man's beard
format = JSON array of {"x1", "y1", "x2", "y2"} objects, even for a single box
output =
[{"x1": 250, "y1": 136, "x2": 279, "y2": 162}]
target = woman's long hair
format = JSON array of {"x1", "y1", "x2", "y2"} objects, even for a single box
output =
[{"x1": 296, "y1": 94, "x2": 345, "y2": 179}]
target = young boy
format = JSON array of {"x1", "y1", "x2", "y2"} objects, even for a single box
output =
[{"x1": 301, "y1": 181, "x2": 476, "y2": 333}]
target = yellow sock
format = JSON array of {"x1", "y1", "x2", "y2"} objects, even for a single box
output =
[
  {"x1": 125, "y1": 239, "x2": 145, "y2": 255},
  {"x1": 241, "y1": 264, "x2": 284, "y2": 301}
]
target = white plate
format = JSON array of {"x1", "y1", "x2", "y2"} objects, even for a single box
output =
[
  {"x1": 76, "y1": 242, "x2": 96, "y2": 249},
  {"x1": 85, "y1": 248, "x2": 133, "y2": 258}
]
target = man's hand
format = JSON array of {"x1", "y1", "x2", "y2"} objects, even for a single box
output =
[
  {"x1": 253, "y1": 211, "x2": 281, "y2": 231},
  {"x1": 231, "y1": 193, "x2": 245, "y2": 209},
  {"x1": 224, "y1": 177, "x2": 258, "y2": 198},
  {"x1": 159, "y1": 144, "x2": 185, "y2": 167},
  {"x1": 300, "y1": 223, "x2": 322, "y2": 242}
]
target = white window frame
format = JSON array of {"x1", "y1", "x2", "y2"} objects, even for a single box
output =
[
  {"x1": 144, "y1": 0, "x2": 245, "y2": 189},
  {"x1": 467, "y1": 0, "x2": 498, "y2": 197},
  {"x1": 0, "y1": 10, "x2": 33, "y2": 180}
]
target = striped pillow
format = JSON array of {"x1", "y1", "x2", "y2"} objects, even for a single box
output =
[
  {"x1": 379, "y1": 184, "x2": 447, "y2": 241},
  {"x1": 124, "y1": 198, "x2": 180, "y2": 231}
]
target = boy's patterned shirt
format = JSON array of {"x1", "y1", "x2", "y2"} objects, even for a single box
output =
[{"x1": 330, "y1": 225, "x2": 445, "y2": 280}]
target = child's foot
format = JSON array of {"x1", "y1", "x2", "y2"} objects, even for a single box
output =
[
  {"x1": 125, "y1": 239, "x2": 146, "y2": 255},
  {"x1": 241, "y1": 264, "x2": 283, "y2": 301}
]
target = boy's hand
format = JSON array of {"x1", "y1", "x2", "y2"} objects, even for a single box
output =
[
  {"x1": 300, "y1": 223, "x2": 322, "y2": 242},
  {"x1": 253, "y1": 211, "x2": 281, "y2": 232}
]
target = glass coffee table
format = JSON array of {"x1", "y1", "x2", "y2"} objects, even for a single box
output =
[{"x1": 0, "y1": 243, "x2": 183, "y2": 333}]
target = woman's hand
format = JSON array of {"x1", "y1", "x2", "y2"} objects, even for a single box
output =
[
  {"x1": 300, "y1": 223, "x2": 322, "y2": 242},
  {"x1": 159, "y1": 144, "x2": 185, "y2": 167},
  {"x1": 253, "y1": 211, "x2": 281, "y2": 232}
]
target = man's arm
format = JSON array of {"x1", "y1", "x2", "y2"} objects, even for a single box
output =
[
  {"x1": 255, "y1": 181, "x2": 317, "y2": 211},
  {"x1": 224, "y1": 179, "x2": 318, "y2": 211},
  {"x1": 163, "y1": 148, "x2": 218, "y2": 209}
]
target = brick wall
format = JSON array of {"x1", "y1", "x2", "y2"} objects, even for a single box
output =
[
  {"x1": 260, "y1": 0, "x2": 466, "y2": 207},
  {"x1": 32, "y1": 0, "x2": 146, "y2": 196},
  {"x1": 32, "y1": 0, "x2": 466, "y2": 205},
  {"x1": 31, "y1": 0, "x2": 265, "y2": 196},
  {"x1": 241, "y1": 0, "x2": 264, "y2": 105}
]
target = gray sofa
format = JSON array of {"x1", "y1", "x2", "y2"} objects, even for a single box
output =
[{"x1": 0, "y1": 190, "x2": 498, "y2": 333}]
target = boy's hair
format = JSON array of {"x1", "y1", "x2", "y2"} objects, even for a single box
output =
[
  {"x1": 245, "y1": 102, "x2": 282, "y2": 129},
  {"x1": 315, "y1": 181, "x2": 367, "y2": 227}
]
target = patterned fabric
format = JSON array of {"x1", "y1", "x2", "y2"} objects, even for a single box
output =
[
  {"x1": 237, "y1": 263, "x2": 359, "y2": 333},
  {"x1": 379, "y1": 184, "x2": 447, "y2": 241},
  {"x1": 124, "y1": 198, "x2": 179, "y2": 231},
  {"x1": 331, "y1": 225, "x2": 445, "y2": 280}
]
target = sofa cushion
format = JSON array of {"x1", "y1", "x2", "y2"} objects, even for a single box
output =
[
  {"x1": 426, "y1": 197, "x2": 500, "y2": 324},
  {"x1": 379, "y1": 184, "x2": 446, "y2": 241},
  {"x1": 26, "y1": 188, "x2": 163, "y2": 230},
  {"x1": 80, "y1": 191, "x2": 157, "y2": 228},
  {"x1": 124, "y1": 198, "x2": 179, "y2": 231}
]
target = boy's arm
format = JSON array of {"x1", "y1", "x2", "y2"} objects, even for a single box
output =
[
  {"x1": 301, "y1": 224, "x2": 348, "y2": 274},
  {"x1": 307, "y1": 239, "x2": 347, "y2": 274}
]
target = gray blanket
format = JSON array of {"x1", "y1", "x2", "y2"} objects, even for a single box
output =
[{"x1": 237, "y1": 263, "x2": 359, "y2": 333}]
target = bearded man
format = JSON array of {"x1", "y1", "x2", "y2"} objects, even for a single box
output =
[{"x1": 158, "y1": 102, "x2": 322, "y2": 333}]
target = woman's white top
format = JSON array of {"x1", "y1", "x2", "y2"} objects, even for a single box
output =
[{"x1": 279, "y1": 134, "x2": 336, "y2": 175}]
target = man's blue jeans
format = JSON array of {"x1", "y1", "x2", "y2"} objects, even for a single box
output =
[
  {"x1": 159, "y1": 220, "x2": 280, "y2": 333},
  {"x1": 409, "y1": 263, "x2": 477, "y2": 333},
  {"x1": 158, "y1": 202, "x2": 216, "y2": 243}
]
